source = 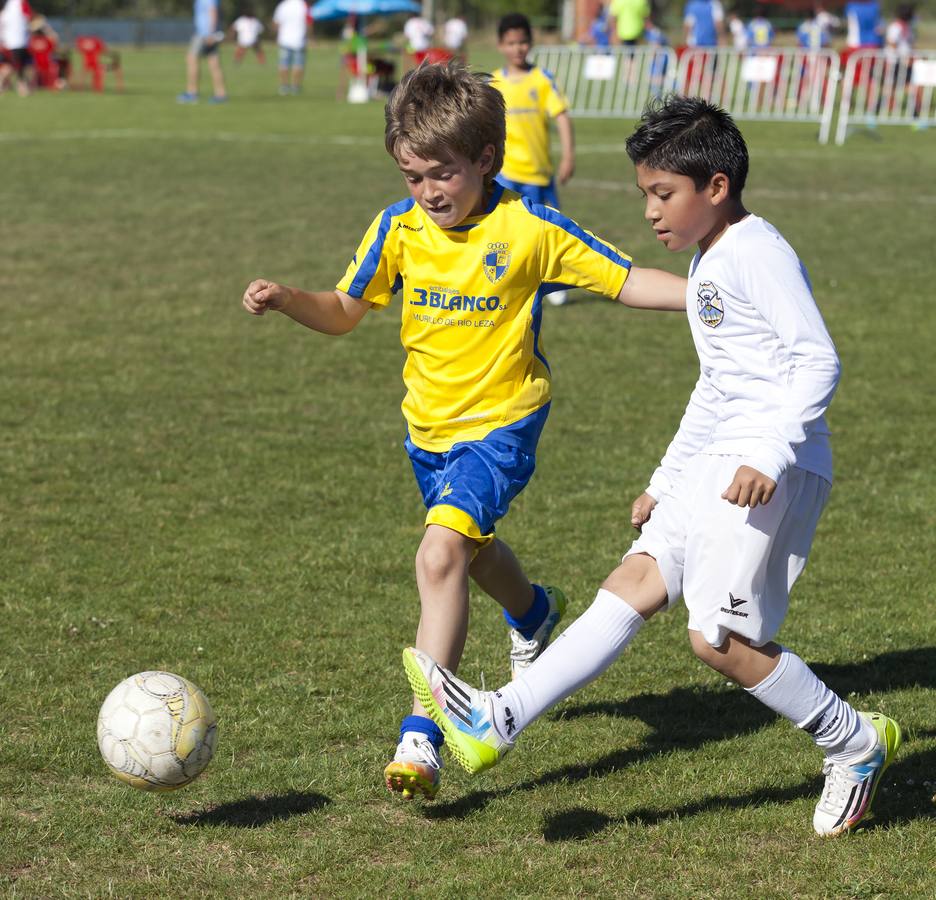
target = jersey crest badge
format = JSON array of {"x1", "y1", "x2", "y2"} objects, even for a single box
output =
[
  {"x1": 696, "y1": 281, "x2": 724, "y2": 328},
  {"x1": 483, "y1": 242, "x2": 511, "y2": 284}
]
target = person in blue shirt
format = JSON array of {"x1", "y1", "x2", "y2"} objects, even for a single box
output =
[
  {"x1": 178, "y1": 0, "x2": 228, "y2": 103},
  {"x1": 845, "y1": 0, "x2": 882, "y2": 48},
  {"x1": 644, "y1": 19, "x2": 670, "y2": 94},
  {"x1": 684, "y1": 0, "x2": 724, "y2": 47},
  {"x1": 747, "y1": 6, "x2": 774, "y2": 48},
  {"x1": 589, "y1": 3, "x2": 612, "y2": 47}
]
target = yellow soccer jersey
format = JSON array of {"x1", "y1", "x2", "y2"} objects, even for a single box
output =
[
  {"x1": 491, "y1": 65, "x2": 569, "y2": 188},
  {"x1": 336, "y1": 185, "x2": 632, "y2": 452}
]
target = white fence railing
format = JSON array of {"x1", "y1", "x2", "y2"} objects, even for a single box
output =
[
  {"x1": 531, "y1": 45, "x2": 679, "y2": 118},
  {"x1": 675, "y1": 47, "x2": 840, "y2": 143},
  {"x1": 834, "y1": 49, "x2": 936, "y2": 144}
]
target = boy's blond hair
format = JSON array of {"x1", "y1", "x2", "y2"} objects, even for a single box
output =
[{"x1": 384, "y1": 61, "x2": 506, "y2": 186}]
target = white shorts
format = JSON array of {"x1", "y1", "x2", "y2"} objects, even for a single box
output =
[{"x1": 625, "y1": 454, "x2": 830, "y2": 648}]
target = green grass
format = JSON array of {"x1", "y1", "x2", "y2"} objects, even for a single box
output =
[{"x1": 2, "y1": 45, "x2": 935, "y2": 899}]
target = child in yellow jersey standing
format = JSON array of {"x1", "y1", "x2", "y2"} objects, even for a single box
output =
[
  {"x1": 242, "y1": 62, "x2": 686, "y2": 801},
  {"x1": 491, "y1": 13, "x2": 576, "y2": 306}
]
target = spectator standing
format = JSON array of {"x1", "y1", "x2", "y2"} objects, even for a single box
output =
[
  {"x1": 178, "y1": 0, "x2": 227, "y2": 103},
  {"x1": 884, "y1": 3, "x2": 914, "y2": 61},
  {"x1": 273, "y1": 0, "x2": 309, "y2": 94},
  {"x1": 610, "y1": 0, "x2": 650, "y2": 45},
  {"x1": 0, "y1": 0, "x2": 32, "y2": 96},
  {"x1": 727, "y1": 7, "x2": 748, "y2": 49},
  {"x1": 747, "y1": 6, "x2": 774, "y2": 48},
  {"x1": 589, "y1": 3, "x2": 612, "y2": 47},
  {"x1": 231, "y1": 6, "x2": 266, "y2": 64},
  {"x1": 684, "y1": 0, "x2": 724, "y2": 47},
  {"x1": 403, "y1": 14, "x2": 434, "y2": 67},
  {"x1": 845, "y1": 0, "x2": 882, "y2": 48},
  {"x1": 442, "y1": 15, "x2": 468, "y2": 60}
]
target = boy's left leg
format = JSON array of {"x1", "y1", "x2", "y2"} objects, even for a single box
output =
[
  {"x1": 684, "y1": 460, "x2": 900, "y2": 836},
  {"x1": 469, "y1": 539, "x2": 567, "y2": 678},
  {"x1": 691, "y1": 633, "x2": 901, "y2": 836},
  {"x1": 385, "y1": 524, "x2": 476, "y2": 800}
]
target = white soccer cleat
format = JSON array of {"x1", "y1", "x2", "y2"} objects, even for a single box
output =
[
  {"x1": 384, "y1": 732, "x2": 443, "y2": 800},
  {"x1": 509, "y1": 585, "x2": 567, "y2": 678},
  {"x1": 813, "y1": 712, "x2": 902, "y2": 836},
  {"x1": 546, "y1": 290, "x2": 569, "y2": 306},
  {"x1": 403, "y1": 647, "x2": 513, "y2": 774}
]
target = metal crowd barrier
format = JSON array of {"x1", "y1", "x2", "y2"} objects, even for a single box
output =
[
  {"x1": 835, "y1": 49, "x2": 936, "y2": 144},
  {"x1": 531, "y1": 45, "x2": 679, "y2": 118},
  {"x1": 675, "y1": 47, "x2": 840, "y2": 143}
]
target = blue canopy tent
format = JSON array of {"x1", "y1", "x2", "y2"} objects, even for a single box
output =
[{"x1": 311, "y1": 0, "x2": 421, "y2": 100}]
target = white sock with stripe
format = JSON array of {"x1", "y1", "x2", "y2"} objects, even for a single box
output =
[
  {"x1": 745, "y1": 647, "x2": 876, "y2": 763},
  {"x1": 492, "y1": 588, "x2": 644, "y2": 741}
]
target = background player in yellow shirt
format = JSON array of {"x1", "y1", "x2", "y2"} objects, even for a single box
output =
[
  {"x1": 492, "y1": 13, "x2": 575, "y2": 306},
  {"x1": 242, "y1": 61, "x2": 686, "y2": 801}
]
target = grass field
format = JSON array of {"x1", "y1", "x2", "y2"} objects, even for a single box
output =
[{"x1": 2, "y1": 44, "x2": 935, "y2": 898}]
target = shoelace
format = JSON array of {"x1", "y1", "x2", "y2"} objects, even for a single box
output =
[
  {"x1": 509, "y1": 631, "x2": 541, "y2": 664},
  {"x1": 409, "y1": 738, "x2": 442, "y2": 771},
  {"x1": 816, "y1": 760, "x2": 864, "y2": 813}
]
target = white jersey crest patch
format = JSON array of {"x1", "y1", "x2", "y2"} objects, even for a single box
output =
[{"x1": 697, "y1": 281, "x2": 724, "y2": 328}]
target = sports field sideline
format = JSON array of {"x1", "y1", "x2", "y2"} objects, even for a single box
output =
[{"x1": 2, "y1": 44, "x2": 934, "y2": 898}]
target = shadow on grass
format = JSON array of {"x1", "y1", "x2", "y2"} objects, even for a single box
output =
[
  {"x1": 543, "y1": 742, "x2": 936, "y2": 841},
  {"x1": 173, "y1": 791, "x2": 331, "y2": 827},
  {"x1": 425, "y1": 647, "x2": 936, "y2": 829}
]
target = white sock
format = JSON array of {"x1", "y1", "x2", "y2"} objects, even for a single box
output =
[
  {"x1": 491, "y1": 588, "x2": 644, "y2": 741},
  {"x1": 745, "y1": 647, "x2": 876, "y2": 763}
]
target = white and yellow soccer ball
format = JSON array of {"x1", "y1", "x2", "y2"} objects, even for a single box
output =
[{"x1": 97, "y1": 671, "x2": 217, "y2": 792}]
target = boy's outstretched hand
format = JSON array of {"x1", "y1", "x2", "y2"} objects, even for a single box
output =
[
  {"x1": 243, "y1": 279, "x2": 289, "y2": 316},
  {"x1": 722, "y1": 465, "x2": 776, "y2": 508},
  {"x1": 631, "y1": 492, "x2": 657, "y2": 531}
]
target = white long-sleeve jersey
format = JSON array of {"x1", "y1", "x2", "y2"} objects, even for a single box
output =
[{"x1": 647, "y1": 215, "x2": 841, "y2": 500}]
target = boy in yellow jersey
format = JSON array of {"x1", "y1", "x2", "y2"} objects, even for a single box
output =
[
  {"x1": 491, "y1": 13, "x2": 575, "y2": 306},
  {"x1": 242, "y1": 61, "x2": 686, "y2": 801}
]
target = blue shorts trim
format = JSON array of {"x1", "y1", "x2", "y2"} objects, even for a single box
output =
[
  {"x1": 495, "y1": 175, "x2": 560, "y2": 210},
  {"x1": 406, "y1": 406, "x2": 549, "y2": 539}
]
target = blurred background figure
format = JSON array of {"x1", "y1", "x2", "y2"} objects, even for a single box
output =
[
  {"x1": 231, "y1": 5, "x2": 266, "y2": 65},
  {"x1": 273, "y1": 0, "x2": 309, "y2": 94},
  {"x1": 0, "y1": 0, "x2": 33, "y2": 96},
  {"x1": 884, "y1": 3, "x2": 915, "y2": 62},
  {"x1": 403, "y1": 12, "x2": 433, "y2": 67},
  {"x1": 746, "y1": 4, "x2": 774, "y2": 48},
  {"x1": 644, "y1": 17, "x2": 670, "y2": 95},
  {"x1": 610, "y1": 0, "x2": 650, "y2": 46},
  {"x1": 178, "y1": 0, "x2": 227, "y2": 103},
  {"x1": 442, "y1": 14, "x2": 467, "y2": 61},
  {"x1": 588, "y1": 2, "x2": 612, "y2": 47},
  {"x1": 727, "y1": 5, "x2": 748, "y2": 48},
  {"x1": 683, "y1": 0, "x2": 724, "y2": 47},
  {"x1": 797, "y1": 4, "x2": 836, "y2": 50},
  {"x1": 845, "y1": 0, "x2": 882, "y2": 48},
  {"x1": 28, "y1": 13, "x2": 68, "y2": 89}
]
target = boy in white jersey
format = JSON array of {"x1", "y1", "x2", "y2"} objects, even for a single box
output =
[
  {"x1": 403, "y1": 96, "x2": 902, "y2": 835},
  {"x1": 491, "y1": 13, "x2": 575, "y2": 306},
  {"x1": 242, "y1": 63, "x2": 686, "y2": 801}
]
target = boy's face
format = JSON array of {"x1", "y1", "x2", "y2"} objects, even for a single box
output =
[
  {"x1": 635, "y1": 164, "x2": 728, "y2": 253},
  {"x1": 498, "y1": 28, "x2": 532, "y2": 68},
  {"x1": 396, "y1": 144, "x2": 495, "y2": 229}
]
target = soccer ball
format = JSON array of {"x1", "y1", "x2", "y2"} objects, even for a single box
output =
[{"x1": 97, "y1": 671, "x2": 217, "y2": 792}]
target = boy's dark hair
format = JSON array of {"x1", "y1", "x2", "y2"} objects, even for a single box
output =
[
  {"x1": 625, "y1": 95, "x2": 749, "y2": 197},
  {"x1": 498, "y1": 13, "x2": 533, "y2": 40},
  {"x1": 384, "y1": 61, "x2": 505, "y2": 186},
  {"x1": 895, "y1": 3, "x2": 914, "y2": 21}
]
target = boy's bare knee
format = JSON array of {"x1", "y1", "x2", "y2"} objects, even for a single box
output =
[
  {"x1": 689, "y1": 629, "x2": 725, "y2": 669},
  {"x1": 416, "y1": 527, "x2": 472, "y2": 585},
  {"x1": 601, "y1": 554, "x2": 668, "y2": 619}
]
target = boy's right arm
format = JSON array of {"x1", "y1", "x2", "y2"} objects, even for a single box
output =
[
  {"x1": 617, "y1": 266, "x2": 687, "y2": 311},
  {"x1": 242, "y1": 279, "x2": 371, "y2": 335}
]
